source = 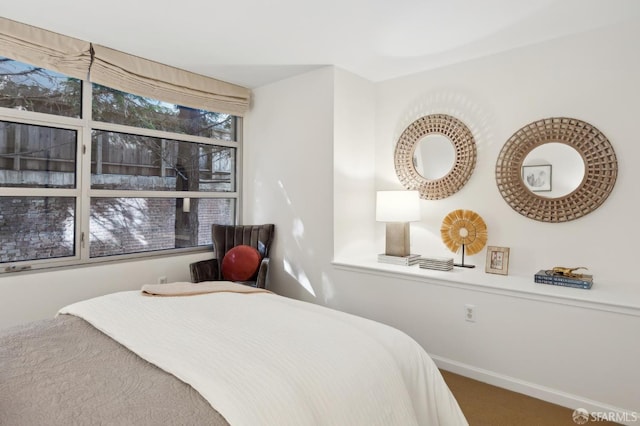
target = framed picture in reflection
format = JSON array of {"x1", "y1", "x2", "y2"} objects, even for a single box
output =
[{"x1": 522, "y1": 164, "x2": 552, "y2": 192}]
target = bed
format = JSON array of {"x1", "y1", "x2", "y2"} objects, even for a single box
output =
[{"x1": 0, "y1": 281, "x2": 468, "y2": 425}]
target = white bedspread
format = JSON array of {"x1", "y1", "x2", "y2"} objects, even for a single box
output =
[{"x1": 59, "y1": 286, "x2": 467, "y2": 426}]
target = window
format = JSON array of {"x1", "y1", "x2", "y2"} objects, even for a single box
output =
[
  {"x1": 0, "y1": 57, "x2": 82, "y2": 117},
  {"x1": 0, "y1": 56, "x2": 240, "y2": 271}
]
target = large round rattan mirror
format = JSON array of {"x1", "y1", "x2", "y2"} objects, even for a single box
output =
[
  {"x1": 395, "y1": 114, "x2": 477, "y2": 200},
  {"x1": 496, "y1": 117, "x2": 617, "y2": 222}
]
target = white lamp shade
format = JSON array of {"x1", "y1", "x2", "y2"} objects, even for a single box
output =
[{"x1": 376, "y1": 190, "x2": 420, "y2": 222}]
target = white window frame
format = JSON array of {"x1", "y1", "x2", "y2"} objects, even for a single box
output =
[{"x1": 0, "y1": 78, "x2": 242, "y2": 274}]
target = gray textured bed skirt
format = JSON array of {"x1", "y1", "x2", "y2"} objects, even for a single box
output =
[{"x1": 0, "y1": 315, "x2": 230, "y2": 426}]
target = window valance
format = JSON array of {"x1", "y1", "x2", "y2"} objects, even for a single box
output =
[
  {"x1": 0, "y1": 17, "x2": 91, "y2": 79},
  {"x1": 90, "y1": 45, "x2": 251, "y2": 116}
]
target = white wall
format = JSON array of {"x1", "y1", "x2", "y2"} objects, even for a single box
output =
[
  {"x1": 374, "y1": 20, "x2": 638, "y2": 291},
  {"x1": 366, "y1": 21, "x2": 640, "y2": 414},
  {"x1": 330, "y1": 264, "x2": 639, "y2": 415},
  {"x1": 332, "y1": 70, "x2": 376, "y2": 260},
  {"x1": 243, "y1": 20, "x2": 640, "y2": 416},
  {"x1": 0, "y1": 252, "x2": 211, "y2": 329},
  {"x1": 243, "y1": 67, "x2": 337, "y2": 303}
]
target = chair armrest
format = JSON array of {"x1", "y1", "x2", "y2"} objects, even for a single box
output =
[
  {"x1": 255, "y1": 257, "x2": 270, "y2": 289},
  {"x1": 189, "y1": 259, "x2": 220, "y2": 283}
]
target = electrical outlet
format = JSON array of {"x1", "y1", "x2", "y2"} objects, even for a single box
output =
[
  {"x1": 464, "y1": 304, "x2": 476, "y2": 322},
  {"x1": 158, "y1": 276, "x2": 167, "y2": 284}
]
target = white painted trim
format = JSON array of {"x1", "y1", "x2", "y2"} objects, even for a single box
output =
[
  {"x1": 332, "y1": 260, "x2": 640, "y2": 317},
  {"x1": 432, "y1": 355, "x2": 639, "y2": 426}
]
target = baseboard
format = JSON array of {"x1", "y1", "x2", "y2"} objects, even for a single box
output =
[{"x1": 432, "y1": 355, "x2": 639, "y2": 426}]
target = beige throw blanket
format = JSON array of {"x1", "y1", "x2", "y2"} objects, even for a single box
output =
[
  {"x1": 0, "y1": 315, "x2": 229, "y2": 426},
  {"x1": 141, "y1": 281, "x2": 271, "y2": 297}
]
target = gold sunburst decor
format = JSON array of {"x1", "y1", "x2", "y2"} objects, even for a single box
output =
[{"x1": 441, "y1": 209, "x2": 488, "y2": 256}]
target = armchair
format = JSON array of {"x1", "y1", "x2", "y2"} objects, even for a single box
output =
[{"x1": 190, "y1": 224, "x2": 275, "y2": 289}]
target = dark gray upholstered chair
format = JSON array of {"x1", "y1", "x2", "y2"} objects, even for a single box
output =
[{"x1": 190, "y1": 224, "x2": 275, "y2": 289}]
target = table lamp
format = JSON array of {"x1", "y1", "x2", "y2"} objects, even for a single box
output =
[{"x1": 376, "y1": 190, "x2": 420, "y2": 257}]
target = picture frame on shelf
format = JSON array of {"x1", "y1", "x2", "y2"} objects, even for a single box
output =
[
  {"x1": 485, "y1": 246, "x2": 510, "y2": 275},
  {"x1": 522, "y1": 164, "x2": 552, "y2": 192}
]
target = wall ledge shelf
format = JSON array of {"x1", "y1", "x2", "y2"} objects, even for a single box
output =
[{"x1": 332, "y1": 257, "x2": 640, "y2": 317}]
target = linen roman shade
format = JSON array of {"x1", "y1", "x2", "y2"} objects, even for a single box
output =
[
  {"x1": 90, "y1": 44, "x2": 251, "y2": 116},
  {"x1": 0, "y1": 17, "x2": 251, "y2": 116},
  {"x1": 0, "y1": 17, "x2": 91, "y2": 79}
]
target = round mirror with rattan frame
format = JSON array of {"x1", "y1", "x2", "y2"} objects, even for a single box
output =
[
  {"x1": 496, "y1": 117, "x2": 617, "y2": 223},
  {"x1": 395, "y1": 114, "x2": 477, "y2": 200}
]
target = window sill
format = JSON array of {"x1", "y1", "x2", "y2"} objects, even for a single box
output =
[
  {"x1": 332, "y1": 257, "x2": 640, "y2": 317},
  {"x1": 0, "y1": 246, "x2": 211, "y2": 278}
]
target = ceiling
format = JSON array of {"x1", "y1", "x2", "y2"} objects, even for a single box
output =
[{"x1": 2, "y1": 0, "x2": 640, "y2": 88}]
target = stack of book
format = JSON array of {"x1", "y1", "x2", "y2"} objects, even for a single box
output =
[
  {"x1": 534, "y1": 270, "x2": 593, "y2": 289},
  {"x1": 419, "y1": 257, "x2": 454, "y2": 271},
  {"x1": 377, "y1": 253, "x2": 421, "y2": 266}
]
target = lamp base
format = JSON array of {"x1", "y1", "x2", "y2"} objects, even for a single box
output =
[{"x1": 385, "y1": 222, "x2": 411, "y2": 257}]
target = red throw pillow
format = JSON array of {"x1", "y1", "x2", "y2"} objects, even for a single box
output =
[{"x1": 221, "y1": 245, "x2": 262, "y2": 281}]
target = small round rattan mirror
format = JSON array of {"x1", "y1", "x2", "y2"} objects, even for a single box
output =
[
  {"x1": 496, "y1": 117, "x2": 617, "y2": 222},
  {"x1": 395, "y1": 114, "x2": 477, "y2": 200}
]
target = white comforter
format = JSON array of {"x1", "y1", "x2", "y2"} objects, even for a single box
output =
[{"x1": 59, "y1": 286, "x2": 467, "y2": 426}]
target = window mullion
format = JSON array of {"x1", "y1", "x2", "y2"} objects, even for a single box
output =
[
  {"x1": 0, "y1": 107, "x2": 83, "y2": 130},
  {"x1": 78, "y1": 79, "x2": 93, "y2": 261},
  {"x1": 0, "y1": 187, "x2": 79, "y2": 197},
  {"x1": 91, "y1": 120, "x2": 239, "y2": 148},
  {"x1": 88, "y1": 189, "x2": 238, "y2": 199},
  {"x1": 235, "y1": 117, "x2": 243, "y2": 224}
]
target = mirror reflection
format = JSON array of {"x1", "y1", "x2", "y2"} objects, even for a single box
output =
[
  {"x1": 522, "y1": 142, "x2": 585, "y2": 198},
  {"x1": 413, "y1": 134, "x2": 455, "y2": 180}
]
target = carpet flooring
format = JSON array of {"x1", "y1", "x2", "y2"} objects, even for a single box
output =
[{"x1": 440, "y1": 370, "x2": 620, "y2": 426}]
